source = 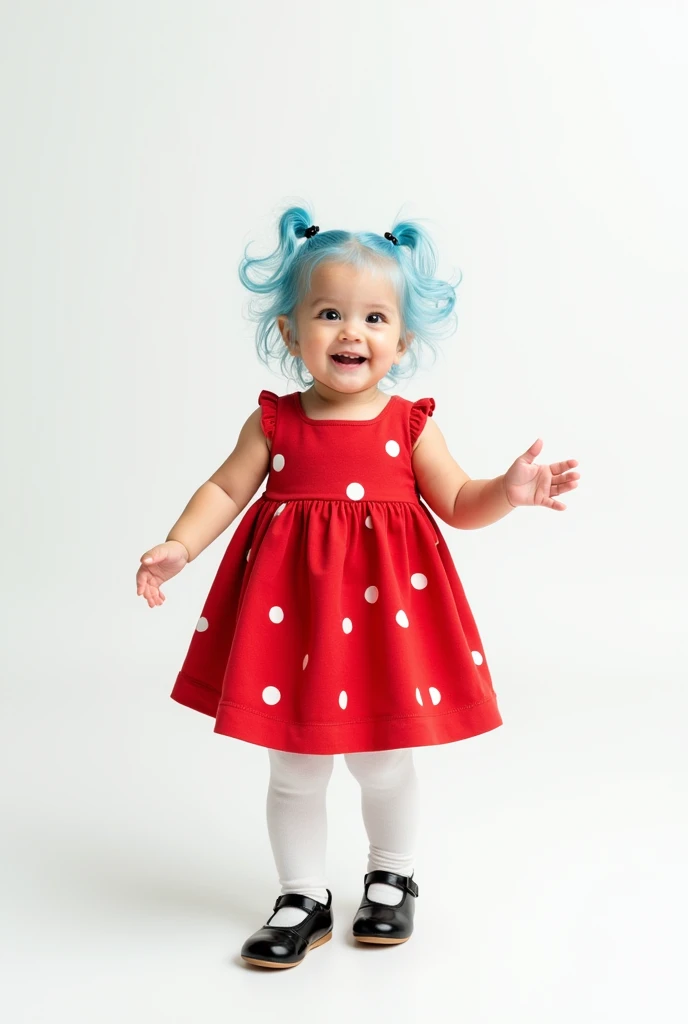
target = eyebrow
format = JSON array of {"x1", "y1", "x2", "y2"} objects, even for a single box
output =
[{"x1": 308, "y1": 297, "x2": 396, "y2": 314}]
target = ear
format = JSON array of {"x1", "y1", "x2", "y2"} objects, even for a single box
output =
[
  {"x1": 277, "y1": 315, "x2": 299, "y2": 356},
  {"x1": 394, "y1": 331, "x2": 413, "y2": 364}
]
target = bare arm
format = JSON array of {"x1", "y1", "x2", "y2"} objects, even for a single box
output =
[
  {"x1": 411, "y1": 419, "x2": 515, "y2": 530},
  {"x1": 166, "y1": 407, "x2": 270, "y2": 560}
]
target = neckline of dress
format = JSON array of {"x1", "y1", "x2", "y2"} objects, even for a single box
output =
[{"x1": 294, "y1": 391, "x2": 397, "y2": 424}]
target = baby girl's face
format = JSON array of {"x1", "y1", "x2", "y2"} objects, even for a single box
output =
[{"x1": 278, "y1": 261, "x2": 408, "y2": 394}]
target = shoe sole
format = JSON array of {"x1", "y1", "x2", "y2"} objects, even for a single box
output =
[
  {"x1": 241, "y1": 928, "x2": 332, "y2": 968},
  {"x1": 353, "y1": 934, "x2": 410, "y2": 944}
]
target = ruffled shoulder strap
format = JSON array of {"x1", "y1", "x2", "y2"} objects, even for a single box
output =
[
  {"x1": 258, "y1": 389, "x2": 279, "y2": 442},
  {"x1": 409, "y1": 396, "x2": 436, "y2": 445}
]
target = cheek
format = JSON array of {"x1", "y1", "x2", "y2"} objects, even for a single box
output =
[
  {"x1": 310, "y1": 329, "x2": 333, "y2": 350},
  {"x1": 372, "y1": 334, "x2": 398, "y2": 355}
]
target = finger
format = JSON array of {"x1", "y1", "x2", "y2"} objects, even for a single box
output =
[
  {"x1": 552, "y1": 472, "x2": 580, "y2": 486},
  {"x1": 549, "y1": 459, "x2": 578, "y2": 475},
  {"x1": 142, "y1": 544, "x2": 169, "y2": 564},
  {"x1": 521, "y1": 439, "x2": 543, "y2": 464}
]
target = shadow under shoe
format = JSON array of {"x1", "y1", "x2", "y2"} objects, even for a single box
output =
[
  {"x1": 241, "y1": 891, "x2": 333, "y2": 969},
  {"x1": 352, "y1": 871, "x2": 418, "y2": 945}
]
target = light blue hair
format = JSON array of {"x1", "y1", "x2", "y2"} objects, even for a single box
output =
[{"x1": 238, "y1": 203, "x2": 461, "y2": 389}]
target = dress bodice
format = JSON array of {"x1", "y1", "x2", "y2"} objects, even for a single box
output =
[{"x1": 259, "y1": 390, "x2": 436, "y2": 504}]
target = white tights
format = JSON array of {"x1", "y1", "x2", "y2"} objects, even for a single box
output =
[{"x1": 265, "y1": 748, "x2": 420, "y2": 926}]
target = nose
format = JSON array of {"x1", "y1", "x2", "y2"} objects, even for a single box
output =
[{"x1": 337, "y1": 321, "x2": 364, "y2": 343}]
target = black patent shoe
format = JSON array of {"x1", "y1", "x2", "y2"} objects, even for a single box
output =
[
  {"x1": 352, "y1": 871, "x2": 418, "y2": 944},
  {"x1": 241, "y1": 891, "x2": 333, "y2": 969}
]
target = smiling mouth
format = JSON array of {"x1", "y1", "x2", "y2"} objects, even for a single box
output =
[{"x1": 331, "y1": 354, "x2": 367, "y2": 364}]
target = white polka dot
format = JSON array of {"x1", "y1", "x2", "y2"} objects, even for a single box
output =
[
  {"x1": 435, "y1": 539, "x2": 439, "y2": 546},
  {"x1": 429, "y1": 687, "x2": 442, "y2": 705},
  {"x1": 339, "y1": 690, "x2": 348, "y2": 710},
  {"x1": 246, "y1": 548, "x2": 251, "y2": 561},
  {"x1": 415, "y1": 688, "x2": 424, "y2": 706},
  {"x1": 273, "y1": 502, "x2": 286, "y2": 516},
  {"x1": 342, "y1": 617, "x2": 353, "y2": 634},
  {"x1": 262, "y1": 686, "x2": 281, "y2": 705},
  {"x1": 411, "y1": 573, "x2": 428, "y2": 590},
  {"x1": 196, "y1": 617, "x2": 209, "y2": 632},
  {"x1": 269, "y1": 606, "x2": 284, "y2": 623},
  {"x1": 302, "y1": 653, "x2": 309, "y2": 670},
  {"x1": 346, "y1": 482, "x2": 365, "y2": 500},
  {"x1": 396, "y1": 610, "x2": 409, "y2": 628},
  {"x1": 364, "y1": 586, "x2": 379, "y2": 603},
  {"x1": 385, "y1": 439, "x2": 400, "y2": 457},
  {"x1": 272, "y1": 454, "x2": 285, "y2": 472},
  {"x1": 365, "y1": 515, "x2": 373, "y2": 529},
  {"x1": 472, "y1": 650, "x2": 484, "y2": 665}
]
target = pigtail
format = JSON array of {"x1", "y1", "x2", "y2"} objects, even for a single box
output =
[
  {"x1": 238, "y1": 205, "x2": 314, "y2": 294},
  {"x1": 389, "y1": 219, "x2": 440, "y2": 278},
  {"x1": 385, "y1": 218, "x2": 460, "y2": 358},
  {"x1": 239, "y1": 203, "x2": 323, "y2": 388}
]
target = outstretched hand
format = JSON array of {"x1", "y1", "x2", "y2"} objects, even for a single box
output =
[
  {"x1": 503, "y1": 439, "x2": 580, "y2": 511},
  {"x1": 136, "y1": 541, "x2": 190, "y2": 607}
]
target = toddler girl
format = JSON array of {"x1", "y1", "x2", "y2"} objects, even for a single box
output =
[{"x1": 136, "y1": 205, "x2": 580, "y2": 969}]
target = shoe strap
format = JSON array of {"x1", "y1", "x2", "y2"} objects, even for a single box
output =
[
  {"x1": 364, "y1": 870, "x2": 419, "y2": 898},
  {"x1": 273, "y1": 891, "x2": 330, "y2": 914}
]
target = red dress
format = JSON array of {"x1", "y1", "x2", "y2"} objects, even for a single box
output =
[{"x1": 170, "y1": 389, "x2": 503, "y2": 754}]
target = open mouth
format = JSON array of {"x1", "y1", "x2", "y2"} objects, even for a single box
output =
[{"x1": 331, "y1": 354, "x2": 367, "y2": 365}]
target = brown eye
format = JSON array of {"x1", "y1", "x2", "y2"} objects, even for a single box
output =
[
  {"x1": 318, "y1": 309, "x2": 340, "y2": 320},
  {"x1": 367, "y1": 313, "x2": 386, "y2": 324}
]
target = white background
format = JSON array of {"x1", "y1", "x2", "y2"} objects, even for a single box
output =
[{"x1": 1, "y1": 1, "x2": 686, "y2": 1020}]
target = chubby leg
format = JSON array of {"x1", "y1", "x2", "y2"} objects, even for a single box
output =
[
  {"x1": 344, "y1": 748, "x2": 420, "y2": 905},
  {"x1": 266, "y1": 748, "x2": 334, "y2": 925}
]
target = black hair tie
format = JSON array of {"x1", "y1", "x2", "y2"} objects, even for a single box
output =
[
  {"x1": 304, "y1": 224, "x2": 320, "y2": 238},
  {"x1": 384, "y1": 231, "x2": 399, "y2": 245}
]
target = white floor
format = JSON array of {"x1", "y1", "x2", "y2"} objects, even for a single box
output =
[{"x1": 2, "y1": 634, "x2": 685, "y2": 1023}]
